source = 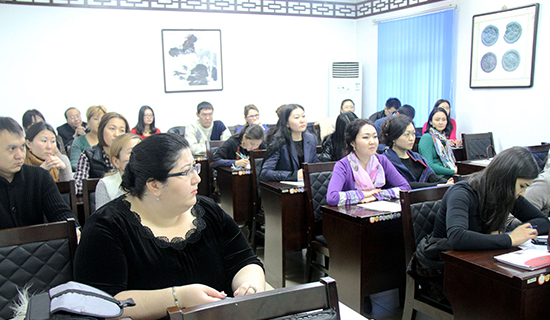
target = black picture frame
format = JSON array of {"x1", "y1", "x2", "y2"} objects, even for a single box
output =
[
  {"x1": 470, "y1": 4, "x2": 539, "y2": 88},
  {"x1": 162, "y1": 29, "x2": 223, "y2": 93}
]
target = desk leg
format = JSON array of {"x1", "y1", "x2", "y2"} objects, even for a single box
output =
[{"x1": 263, "y1": 188, "x2": 285, "y2": 288}]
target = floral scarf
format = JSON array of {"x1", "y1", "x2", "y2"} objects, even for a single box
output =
[
  {"x1": 429, "y1": 127, "x2": 457, "y2": 171},
  {"x1": 347, "y1": 151, "x2": 386, "y2": 190}
]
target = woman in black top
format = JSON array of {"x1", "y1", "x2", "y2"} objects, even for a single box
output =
[
  {"x1": 211, "y1": 124, "x2": 266, "y2": 168},
  {"x1": 379, "y1": 114, "x2": 452, "y2": 189},
  {"x1": 319, "y1": 111, "x2": 357, "y2": 162}
]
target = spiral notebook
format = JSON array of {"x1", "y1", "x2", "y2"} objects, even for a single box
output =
[{"x1": 494, "y1": 249, "x2": 550, "y2": 271}]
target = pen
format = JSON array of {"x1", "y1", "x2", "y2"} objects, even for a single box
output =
[
  {"x1": 235, "y1": 152, "x2": 242, "y2": 159},
  {"x1": 528, "y1": 225, "x2": 538, "y2": 229}
]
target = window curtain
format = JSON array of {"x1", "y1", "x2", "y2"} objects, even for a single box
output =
[{"x1": 377, "y1": 9, "x2": 455, "y2": 128}]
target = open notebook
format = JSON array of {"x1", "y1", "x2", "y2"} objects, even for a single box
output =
[
  {"x1": 494, "y1": 249, "x2": 550, "y2": 271},
  {"x1": 357, "y1": 201, "x2": 401, "y2": 213}
]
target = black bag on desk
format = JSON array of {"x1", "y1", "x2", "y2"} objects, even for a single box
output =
[{"x1": 25, "y1": 281, "x2": 135, "y2": 320}]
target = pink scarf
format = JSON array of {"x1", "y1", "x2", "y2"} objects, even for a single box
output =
[{"x1": 347, "y1": 152, "x2": 386, "y2": 190}]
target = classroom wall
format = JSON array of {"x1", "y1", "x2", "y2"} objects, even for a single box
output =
[
  {"x1": 357, "y1": 0, "x2": 550, "y2": 151},
  {"x1": 0, "y1": 4, "x2": 356, "y2": 130}
]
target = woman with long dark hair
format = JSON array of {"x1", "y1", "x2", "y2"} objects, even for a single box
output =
[
  {"x1": 418, "y1": 107, "x2": 456, "y2": 178},
  {"x1": 319, "y1": 111, "x2": 357, "y2": 162},
  {"x1": 211, "y1": 124, "x2": 266, "y2": 168},
  {"x1": 131, "y1": 105, "x2": 161, "y2": 139},
  {"x1": 260, "y1": 104, "x2": 318, "y2": 181},
  {"x1": 422, "y1": 99, "x2": 460, "y2": 146},
  {"x1": 380, "y1": 114, "x2": 452, "y2": 189}
]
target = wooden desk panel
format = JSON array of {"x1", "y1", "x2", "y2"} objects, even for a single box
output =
[
  {"x1": 322, "y1": 205, "x2": 406, "y2": 316},
  {"x1": 456, "y1": 159, "x2": 489, "y2": 175},
  {"x1": 261, "y1": 181, "x2": 307, "y2": 289},
  {"x1": 442, "y1": 249, "x2": 550, "y2": 320},
  {"x1": 216, "y1": 166, "x2": 253, "y2": 224}
]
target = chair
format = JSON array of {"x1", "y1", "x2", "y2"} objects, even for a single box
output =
[
  {"x1": 82, "y1": 178, "x2": 100, "y2": 224},
  {"x1": 400, "y1": 186, "x2": 453, "y2": 320},
  {"x1": 56, "y1": 179, "x2": 78, "y2": 216},
  {"x1": 206, "y1": 140, "x2": 226, "y2": 200},
  {"x1": 167, "y1": 126, "x2": 186, "y2": 136},
  {"x1": 523, "y1": 143, "x2": 550, "y2": 171},
  {"x1": 461, "y1": 132, "x2": 495, "y2": 160},
  {"x1": 303, "y1": 162, "x2": 335, "y2": 282},
  {"x1": 167, "y1": 277, "x2": 340, "y2": 320},
  {"x1": 0, "y1": 219, "x2": 77, "y2": 319},
  {"x1": 452, "y1": 174, "x2": 471, "y2": 183},
  {"x1": 228, "y1": 125, "x2": 238, "y2": 135},
  {"x1": 249, "y1": 149, "x2": 266, "y2": 253}
]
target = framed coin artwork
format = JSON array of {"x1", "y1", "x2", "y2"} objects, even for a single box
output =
[{"x1": 470, "y1": 4, "x2": 539, "y2": 88}]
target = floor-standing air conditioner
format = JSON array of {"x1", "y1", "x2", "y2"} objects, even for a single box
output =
[{"x1": 328, "y1": 62, "x2": 362, "y2": 118}]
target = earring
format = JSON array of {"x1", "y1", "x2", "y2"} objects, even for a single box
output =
[{"x1": 156, "y1": 195, "x2": 160, "y2": 202}]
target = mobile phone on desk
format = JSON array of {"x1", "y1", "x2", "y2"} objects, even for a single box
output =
[{"x1": 531, "y1": 235, "x2": 548, "y2": 245}]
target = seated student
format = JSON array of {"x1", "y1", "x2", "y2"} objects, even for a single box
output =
[
  {"x1": 422, "y1": 99, "x2": 461, "y2": 147},
  {"x1": 74, "y1": 112, "x2": 129, "y2": 195},
  {"x1": 414, "y1": 147, "x2": 549, "y2": 300},
  {"x1": 211, "y1": 124, "x2": 266, "y2": 168},
  {"x1": 22, "y1": 109, "x2": 67, "y2": 156},
  {"x1": 380, "y1": 115, "x2": 453, "y2": 189},
  {"x1": 57, "y1": 107, "x2": 87, "y2": 150},
  {"x1": 70, "y1": 105, "x2": 107, "y2": 170},
  {"x1": 130, "y1": 105, "x2": 161, "y2": 139},
  {"x1": 260, "y1": 104, "x2": 318, "y2": 181},
  {"x1": 186, "y1": 101, "x2": 231, "y2": 157},
  {"x1": 0, "y1": 117, "x2": 79, "y2": 230},
  {"x1": 95, "y1": 133, "x2": 142, "y2": 209},
  {"x1": 319, "y1": 111, "x2": 357, "y2": 162},
  {"x1": 265, "y1": 104, "x2": 287, "y2": 146},
  {"x1": 24, "y1": 122, "x2": 72, "y2": 182},
  {"x1": 524, "y1": 169, "x2": 550, "y2": 216},
  {"x1": 374, "y1": 104, "x2": 415, "y2": 134},
  {"x1": 74, "y1": 133, "x2": 265, "y2": 319},
  {"x1": 326, "y1": 119, "x2": 410, "y2": 206},
  {"x1": 236, "y1": 104, "x2": 268, "y2": 133},
  {"x1": 316, "y1": 99, "x2": 356, "y2": 141},
  {"x1": 418, "y1": 107, "x2": 457, "y2": 179},
  {"x1": 368, "y1": 97, "x2": 401, "y2": 123}
]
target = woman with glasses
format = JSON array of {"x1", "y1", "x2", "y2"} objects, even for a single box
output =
[
  {"x1": 380, "y1": 114, "x2": 453, "y2": 189},
  {"x1": 236, "y1": 104, "x2": 268, "y2": 133},
  {"x1": 95, "y1": 133, "x2": 142, "y2": 209},
  {"x1": 74, "y1": 133, "x2": 265, "y2": 319},
  {"x1": 131, "y1": 105, "x2": 161, "y2": 139},
  {"x1": 211, "y1": 124, "x2": 266, "y2": 168}
]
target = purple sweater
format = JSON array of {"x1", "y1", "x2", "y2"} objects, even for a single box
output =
[{"x1": 327, "y1": 154, "x2": 411, "y2": 206}]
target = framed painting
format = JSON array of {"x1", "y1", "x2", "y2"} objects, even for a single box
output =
[
  {"x1": 470, "y1": 4, "x2": 539, "y2": 88},
  {"x1": 162, "y1": 29, "x2": 223, "y2": 93}
]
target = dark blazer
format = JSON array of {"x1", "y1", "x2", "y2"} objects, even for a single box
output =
[{"x1": 260, "y1": 131, "x2": 318, "y2": 181}]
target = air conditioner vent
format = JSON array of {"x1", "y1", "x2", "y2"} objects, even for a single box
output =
[{"x1": 332, "y1": 62, "x2": 360, "y2": 78}]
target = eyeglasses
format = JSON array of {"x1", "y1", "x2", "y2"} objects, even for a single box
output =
[
  {"x1": 68, "y1": 115, "x2": 81, "y2": 120},
  {"x1": 166, "y1": 163, "x2": 201, "y2": 179},
  {"x1": 247, "y1": 114, "x2": 260, "y2": 119},
  {"x1": 144, "y1": 114, "x2": 154, "y2": 118}
]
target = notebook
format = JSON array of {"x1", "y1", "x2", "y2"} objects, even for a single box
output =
[{"x1": 494, "y1": 249, "x2": 550, "y2": 271}]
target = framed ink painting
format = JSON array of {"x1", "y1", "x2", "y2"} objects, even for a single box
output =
[
  {"x1": 162, "y1": 29, "x2": 223, "y2": 93},
  {"x1": 470, "y1": 4, "x2": 539, "y2": 88}
]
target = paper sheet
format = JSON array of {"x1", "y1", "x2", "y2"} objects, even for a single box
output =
[{"x1": 357, "y1": 201, "x2": 401, "y2": 212}]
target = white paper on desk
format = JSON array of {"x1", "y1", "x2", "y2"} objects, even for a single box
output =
[
  {"x1": 280, "y1": 181, "x2": 305, "y2": 187},
  {"x1": 468, "y1": 158, "x2": 493, "y2": 166},
  {"x1": 357, "y1": 201, "x2": 401, "y2": 213},
  {"x1": 520, "y1": 235, "x2": 549, "y2": 251}
]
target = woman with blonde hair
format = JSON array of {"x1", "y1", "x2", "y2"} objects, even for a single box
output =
[
  {"x1": 24, "y1": 122, "x2": 72, "y2": 182},
  {"x1": 70, "y1": 105, "x2": 107, "y2": 170},
  {"x1": 95, "y1": 133, "x2": 142, "y2": 209}
]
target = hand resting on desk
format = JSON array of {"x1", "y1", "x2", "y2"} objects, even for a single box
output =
[{"x1": 509, "y1": 223, "x2": 538, "y2": 247}]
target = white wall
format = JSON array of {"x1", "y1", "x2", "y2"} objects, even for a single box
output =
[
  {"x1": 0, "y1": 4, "x2": 356, "y2": 130},
  {"x1": 357, "y1": 0, "x2": 550, "y2": 151}
]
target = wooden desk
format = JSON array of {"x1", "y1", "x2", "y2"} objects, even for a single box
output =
[
  {"x1": 442, "y1": 249, "x2": 550, "y2": 320},
  {"x1": 321, "y1": 205, "x2": 406, "y2": 316},
  {"x1": 196, "y1": 158, "x2": 210, "y2": 197},
  {"x1": 216, "y1": 166, "x2": 253, "y2": 224},
  {"x1": 260, "y1": 181, "x2": 307, "y2": 288},
  {"x1": 452, "y1": 147, "x2": 465, "y2": 161},
  {"x1": 456, "y1": 159, "x2": 490, "y2": 175}
]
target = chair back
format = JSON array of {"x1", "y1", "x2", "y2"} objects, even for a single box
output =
[
  {"x1": 250, "y1": 149, "x2": 267, "y2": 213},
  {"x1": 303, "y1": 162, "x2": 336, "y2": 233},
  {"x1": 523, "y1": 143, "x2": 550, "y2": 171},
  {"x1": 167, "y1": 126, "x2": 186, "y2": 136},
  {"x1": 461, "y1": 132, "x2": 495, "y2": 160},
  {"x1": 228, "y1": 125, "x2": 238, "y2": 135},
  {"x1": 82, "y1": 178, "x2": 100, "y2": 224},
  {"x1": 400, "y1": 186, "x2": 451, "y2": 264},
  {"x1": 56, "y1": 179, "x2": 78, "y2": 216},
  {"x1": 206, "y1": 140, "x2": 225, "y2": 161},
  {"x1": 167, "y1": 277, "x2": 340, "y2": 320},
  {"x1": 0, "y1": 219, "x2": 77, "y2": 319}
]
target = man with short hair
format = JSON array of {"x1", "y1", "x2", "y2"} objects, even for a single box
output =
[
  {"x1": 57, "y1": 107, "x2": 87, "y2": 148},
  {"x1": 186, "y1": 101, "x2": 231, "y2": 156},
  {"x1": 368, "y1": 98, "x2": 401, "y2": 123},
  {"x1": 0, "y1": 117, "x2": 78, "y2": 230},
  {"x1": 374, "y1": 104, "x2": 416, "y2": 134}
]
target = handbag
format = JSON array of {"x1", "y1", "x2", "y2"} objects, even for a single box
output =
[{"x1": 25, "y1": 282, "x2": 135, "y2": 320}]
